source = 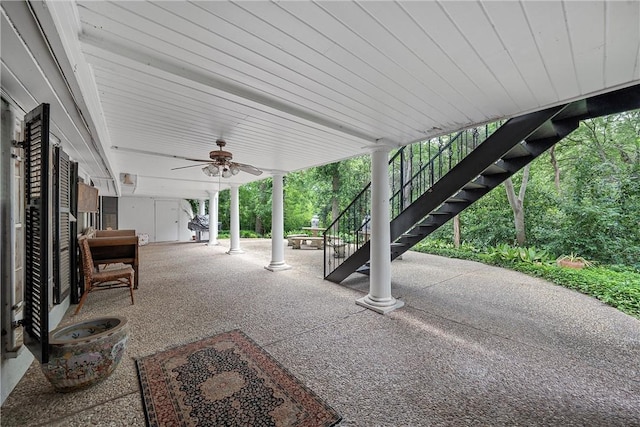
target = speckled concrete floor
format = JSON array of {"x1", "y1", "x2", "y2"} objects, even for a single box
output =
[{"x1": 2, "y1": 239, "x2": 639, "y2": 426}]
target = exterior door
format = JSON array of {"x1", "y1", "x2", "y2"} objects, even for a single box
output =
[{"x1": 154, "y1": 200, "x2": 179, "y2": 242}]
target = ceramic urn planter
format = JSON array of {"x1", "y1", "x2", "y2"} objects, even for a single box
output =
[{"x1": 42, "y1": 316, "x2": 129, "y2": 392}]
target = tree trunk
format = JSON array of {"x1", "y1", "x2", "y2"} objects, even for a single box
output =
[
  {"x1": 453, "y1": 215, "x2": 461, "y2": 249},
  {"x1": 255, "y1": 180, "x2": 266, "y2": 234},
  {"x1": 513, "y1": 207, "x2": 525, "y2": 246},
  {"x1": 402, "y1": 149, "x2": 413, "y2": 211},
  {"x1": 255, "y1": 216, "x2": 263, "y2": 235},
  {"x1": 549, "y1": 146, "x2": 561, "y2": 194},
  {"x1": 504, "y1": 164, "x2": 530, "y2": 246},
  {"x1": 331, "y1": 173, "x2": 339, "y2": 223}
]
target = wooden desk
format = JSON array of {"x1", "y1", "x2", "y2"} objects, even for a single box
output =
[
  {"x1": 88, "y1": 236, "x2": 139, "y2": 288},
  {"x1": 95, "y1": 229, "x2": 136, "y2": 238}
]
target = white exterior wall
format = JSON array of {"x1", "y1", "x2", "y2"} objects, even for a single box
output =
[
  {"x1": 118, "y1": 196, "x2": 194, "y2": 242},
  {"x1": 2, "y1": 196, "x2": 194, "y2": 404}
]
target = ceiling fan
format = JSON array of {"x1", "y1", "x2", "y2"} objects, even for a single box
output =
[{"x1": 171, "y1": 139, "x2": 263, "y2": 177}]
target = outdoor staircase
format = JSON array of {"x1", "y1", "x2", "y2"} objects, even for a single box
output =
[{"x1": 324, "y1": 84, "x2": 640, "y2": 283}]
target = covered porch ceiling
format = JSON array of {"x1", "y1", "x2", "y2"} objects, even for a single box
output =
[{"x1": 3, "y1": 1, "x2": 640, "y2": 199}]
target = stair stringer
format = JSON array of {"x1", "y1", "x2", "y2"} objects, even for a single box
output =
[
  {"x1": 390, "y1": 120, "x2": 579, "y2": 260},
  {"x1": 325, "y1": 104, "x2": 573, "y2": 283}
]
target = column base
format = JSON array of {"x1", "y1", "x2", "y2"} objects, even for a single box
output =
[
  {"x1": 226, "y1": 248, "x2": 244, "y2": 255},
  {"x1": 264, "y1": 262, "x2": 292, "y2": 272},
  {"x1": 206, "y1": 241, "x2": 219, "y2": 246},
  {"x1": 356, "y1": 295, "x2": 404, "y2": 315}
]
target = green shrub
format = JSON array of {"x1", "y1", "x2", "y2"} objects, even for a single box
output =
[
  {"x1": 414, "y1": 240, "x2": 484, "y2": 262},
  {"x1": 487, "y1": 244, "x2": 554, "y2": 265},
  {"x1": 239, "y1": 230, "x2": 260, "y2": 238}
]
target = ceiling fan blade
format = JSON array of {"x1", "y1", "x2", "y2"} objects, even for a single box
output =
[
  {"x1": 235, "y1": 162, "x2": 263, "y2": 176},
  {"x1": 113, "y1": 146, "x2": 214, "y2": 163},
  {"x1": 182, "y1": 157, "x2": 213, "y2": 163},
  {"x1": 171, "y1": 163, "x2": 210, "y2": 171}
]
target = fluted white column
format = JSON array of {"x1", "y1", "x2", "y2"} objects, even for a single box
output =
[
  {"x1": 198, "y1": 199, "x2": 206, "y2": 215},
  {"x1": 266, "y1": 172, "x2": 291, "y2": 271},
  {"x1": 227, "y1": 184, "x2": 244, "y2": 254},
  {"x1": 356, "y1": 147, "x2": 404, "y2": 314},
  {"x1": 207, "y1": 190, "x2": 219, "y2": 246}
]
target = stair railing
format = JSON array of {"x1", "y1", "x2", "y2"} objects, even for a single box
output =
[
  {"x1": 324, "y1": 122, "x2": 502, "y2": 278},
  {"x1": 390, "y1": 122, "x2": 501, "y2": 217}
]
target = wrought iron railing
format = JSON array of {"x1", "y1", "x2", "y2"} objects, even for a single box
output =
[
  {"x1": 323, "y1": 121, "x2": 502, "y2": 278},
  {"x1": 389, "y1": 122, "x2": 502, "y2": 218}
]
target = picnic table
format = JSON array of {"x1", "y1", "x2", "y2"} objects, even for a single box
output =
[
  {"x1": 301, "y1": 226, "x2": 326, "y2": 237},
  {"x1": 287, "y1": 235, "x2": 324, "y2": 249}
]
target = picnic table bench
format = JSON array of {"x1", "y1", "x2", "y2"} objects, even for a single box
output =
[
  {"x1": 286, "y1": 234, "x2": 308, "y2": 246},
  {"x1": 288, "y1": 236, "x2": 324, "y2": 249}
]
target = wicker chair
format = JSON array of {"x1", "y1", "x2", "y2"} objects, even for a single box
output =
[{"x1": 75, "y1": 237, "x2": 135, "y2": 315}]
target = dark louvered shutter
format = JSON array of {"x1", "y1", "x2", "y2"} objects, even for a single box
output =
[
  {"x1": 53, "y1": 147, "x2": 71, "y2": 304},
  {"x1": 23, "y1": 103, "x2": 50, "y2": 364},
  {"x1": 69, "y1": 161, "x2": 80, "y2": 304}
]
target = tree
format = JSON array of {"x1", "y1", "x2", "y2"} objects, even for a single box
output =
[
  {"x1": 312, "y1": 156, "x2": 370, "y2": 226},
  {"x1": 504, "y1": 164, "x2": 531, "y2": 246},
  {"x1": 283, "y1": 171, "x2": 316, "y2": 231},
  {"x1": 239, "y1": 179, "x2": 272, "y2": 234},
  {"x1": 453, "y1": 215, "x2": 461, "y2": 248},
  {"x1": 549, "y1": 145, "x2": 561, "y2": 194},
  {"x1": 314, "y1": 163, "x2": 341, "y2": 224}
]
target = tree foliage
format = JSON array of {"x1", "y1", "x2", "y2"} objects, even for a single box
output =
[
  {"x1": 190, "y1": 110, "x2": 639, "y2": 270},
  {"x1": 451, "y1": 110, "x2": 640, "y2": 268}
]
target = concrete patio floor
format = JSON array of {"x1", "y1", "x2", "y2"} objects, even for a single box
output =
[{"x1": 2, "y1": 239, "x2": 639, "y2": 426}]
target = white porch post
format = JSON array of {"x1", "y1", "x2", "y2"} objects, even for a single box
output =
[
  {"x1": 227, "y1": 184, "x2": 244, "y2": 254},
  {"x1": 356, "y1": 147, "x2": 404, "y2": 314},
  {"x1": 198, "y1": 199, "x2": 206, "y2": 215},
  {"x1": 207, "y1": 190, "x2": 219, "y2": 246},
  {"x1": 266, "y1": 172, "x2": 291, "y2": 271}
]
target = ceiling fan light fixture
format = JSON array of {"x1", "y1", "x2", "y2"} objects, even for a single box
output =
[
  {"x1": 202, "y1": 164, "x2": 220, "y2": 177},
  {"x1": 182, "y1": 139, "x2": 262, "y2": 178}
]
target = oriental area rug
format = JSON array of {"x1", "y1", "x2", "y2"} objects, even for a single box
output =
[{"x1": 136, "y1": 330, "x2": 341, "y2": 427}]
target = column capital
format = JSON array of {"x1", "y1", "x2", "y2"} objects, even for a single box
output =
[
  {"x1": 365, "y1": 139, "x2": 397, "y2": 154},
  {"x1": 270, "y1": 170, "x2": 286, "y2": 178}
]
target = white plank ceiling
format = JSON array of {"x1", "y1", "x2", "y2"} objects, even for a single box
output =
[{"x1": 5, "y1": 0, "x2": 640, "y2": 198}]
